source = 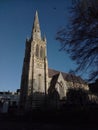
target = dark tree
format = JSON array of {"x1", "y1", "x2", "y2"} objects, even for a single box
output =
[
  {"x1": 56, "y1": 0, "x2": 98, "y2": 82},
  {"x1": 66, "y1": 88, "x2": 89, "y2": 105},
  {"x1": 89, "y1": 79, "x2": 98, "y2": 95}
]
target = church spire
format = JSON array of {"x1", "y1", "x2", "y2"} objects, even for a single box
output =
[{"x1": 32, "y1": 10, "x2": 41, "y2": 40}]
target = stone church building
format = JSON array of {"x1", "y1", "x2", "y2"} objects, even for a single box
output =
[{"x1": 19, "y1": 11, "x2": 89, "y2": 110}]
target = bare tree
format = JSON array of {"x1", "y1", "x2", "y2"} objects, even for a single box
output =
[{"x1": 56, "y1": 0, "x2": 98, "y2": 82}]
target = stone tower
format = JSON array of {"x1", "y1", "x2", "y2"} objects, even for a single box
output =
[{"x1": 20, "y1": 11, "x2": 48, "y2": 110}]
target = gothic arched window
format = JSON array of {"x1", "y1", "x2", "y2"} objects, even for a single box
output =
[
  {"x1": 40, "y1": 46, "x2": 43, "y2": 59},
  {"x1": 58, "y1": 81, "x2": 65, "y2": 99},
  {"x1": 36, "y1": 44, "x2": 39, "y2": 57},
  {"x1": 40, "y1": 46, "x2": 44, "y2": 59},
  {"x1": 60, "y1": 81, "x2": 63, "y2": 87}
]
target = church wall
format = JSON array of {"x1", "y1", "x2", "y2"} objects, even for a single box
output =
[
  {"x1": 55, "y1": 73, "x2": 68, "y2": 99},
  {"x1": 48, "y1": 74, "x2": 89, "y2": 100}
]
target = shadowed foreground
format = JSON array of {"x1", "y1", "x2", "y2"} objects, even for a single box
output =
[{"x1": 0, "y1": 107, "x2": 98, "y2": 130}]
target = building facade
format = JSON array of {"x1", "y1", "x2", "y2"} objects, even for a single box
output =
[
  {"x1": 20, "y1": 11, "x2": 89, "y2": 110},
  {"x1": 0, "y1": 90, "x2": 19, "y2": 113}
]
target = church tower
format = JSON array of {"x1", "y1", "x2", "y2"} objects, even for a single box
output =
[{"x1": 20, "y1": 11, "x2": 48, "y2": 110}]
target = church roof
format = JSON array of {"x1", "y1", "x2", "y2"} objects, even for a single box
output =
[
  {"x1": 48, "y1": 68, "x2": 60, "y2": 77},
  {"x1": 48, "y1": 68, "x2": 87, "y2": 84}
]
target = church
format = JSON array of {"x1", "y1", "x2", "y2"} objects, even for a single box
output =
[{"x1": 19, "y1": 11, "x2": 89, "y2": 110}]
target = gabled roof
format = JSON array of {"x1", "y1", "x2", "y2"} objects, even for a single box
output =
[
  {"x1": 48, "y1": 68, "x2": 60, "y2": 77},
  {"x1": 48, "y1": 68, "x2": 87, "y2": 84}
]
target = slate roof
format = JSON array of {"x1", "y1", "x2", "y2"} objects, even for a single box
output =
[{"x1": 48, "y1": 68, "x2": 87, "y2": 84}]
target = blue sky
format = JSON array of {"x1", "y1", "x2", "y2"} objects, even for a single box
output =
[{"x1": 0, "y1": 0, "x2": 79, "y2": 91}]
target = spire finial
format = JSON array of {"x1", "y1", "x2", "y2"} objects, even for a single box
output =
[
  {"x1": 35, "y1": 10, "x2": 38, "y2": 16},
  {"x1": 32, "y1": 10, "x2": 41, "y2": 40},
  {"x1": 43, "y1": 34, "x2": 47, "y2": 43}
]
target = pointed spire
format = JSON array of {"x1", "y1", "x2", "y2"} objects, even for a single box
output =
[
  {"x1": 43, "y1": 34, "x2": 47, "y2": 43},
  {"x1": 33, "y1": 11, "x2": 40, "y2": 29},
  {"x1": 32, "y1": 10, "x2": 41, "y2": 40}
]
